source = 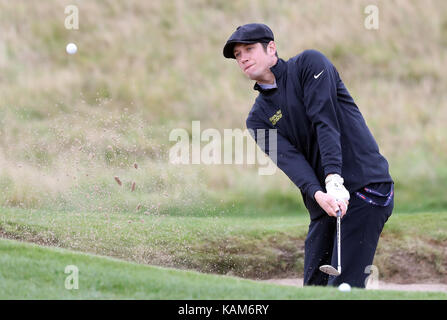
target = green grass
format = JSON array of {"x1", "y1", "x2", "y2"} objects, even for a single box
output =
[
  {"x1": 1, "y1": 207, "x2": 447, "y2": 282},
  {"x1": 1, "y1": 238, "x2": 445, "y2": 300},
  {"x1": 1, "y1": 1, "x2": 447, "y2": 299},
  {"x1": 383, "y1": 211, "x2": 447, "y2": 242},
  {"x1": 0, "y1": 206, "x2": 309, "y2": 278}
]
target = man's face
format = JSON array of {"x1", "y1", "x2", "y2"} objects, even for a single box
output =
[{"x1": 233, "y1": 42, "x2": 277, "y2": 82}]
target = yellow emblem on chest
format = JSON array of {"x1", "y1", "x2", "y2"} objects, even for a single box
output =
[{"x1": 269, "y1": 109, "x2": 282, "y2": 125}]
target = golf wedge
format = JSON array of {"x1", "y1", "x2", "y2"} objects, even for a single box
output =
[{"x1": 319, "y1": 210, "x2": 342, "y2": 276}]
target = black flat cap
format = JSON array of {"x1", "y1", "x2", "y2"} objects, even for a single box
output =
[{"x1": 223, "y1": 23, "x2": 274, "y2": 59}]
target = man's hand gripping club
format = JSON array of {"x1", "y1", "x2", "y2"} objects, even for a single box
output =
[{"x1": 314, "y1": 174, "x2": 350, "y2": 218}]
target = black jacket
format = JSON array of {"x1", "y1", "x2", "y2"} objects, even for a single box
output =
[{"x1": 246, "y1": 50, "x2": 393, "y2": 219}]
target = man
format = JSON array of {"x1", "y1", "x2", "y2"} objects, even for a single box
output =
[{"x1": 223, "y1": 23, "x2": 394, "y2": 288}]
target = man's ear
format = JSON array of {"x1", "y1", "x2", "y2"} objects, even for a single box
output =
[{"x1": 267, "y1": 41, "x2": 277, "y2": 56}]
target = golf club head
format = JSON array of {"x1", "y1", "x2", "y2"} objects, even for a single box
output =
[{"x1": 319, "y1": 264, "x2": 341, "y2": 276}]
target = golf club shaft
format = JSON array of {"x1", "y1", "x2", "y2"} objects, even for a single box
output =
[{"x1": 337, "y1": 210, "x2": 341, "y2": 273}]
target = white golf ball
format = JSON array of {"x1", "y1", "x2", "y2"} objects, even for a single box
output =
[
  {"x1": 66, "y1": 43, "x2": 77, "y2": 55},
  {"x1": 338, "y1": 283, "x2": 351, "y2": 292}
]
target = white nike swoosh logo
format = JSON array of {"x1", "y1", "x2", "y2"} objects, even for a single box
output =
[{"x1": 314, "y1": 70, "x2": 324, "y2": 79}]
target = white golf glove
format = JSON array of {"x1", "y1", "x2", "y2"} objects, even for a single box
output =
[{"x1": 325, "y1": 174, "x2": 350, "y2": 204}]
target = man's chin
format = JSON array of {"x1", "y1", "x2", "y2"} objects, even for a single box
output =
[
  {"x1": 244, "y1": 68, "x2": 257, "y2": 80},
  {"x1": 246, "y1": 73, "x2": 258, "y2": 81}
]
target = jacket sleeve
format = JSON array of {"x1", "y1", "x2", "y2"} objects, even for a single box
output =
[
  {"x1": 300, "y1": 50, "x2": 343, "y2": 177},
  {"x1": 246, "y1": 113, "x2": 323, "y2": 199}
]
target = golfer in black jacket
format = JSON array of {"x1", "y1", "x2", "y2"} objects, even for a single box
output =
[{"x1": 223, "y1": 23, "x2": 394, "y2": 288}]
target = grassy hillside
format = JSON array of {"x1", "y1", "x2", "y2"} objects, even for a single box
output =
[
  {"x1": 0, "y1": 0, "x2": 446, "y2": 215},
  {"x1": 1, "y1": 238, "x2": 445, "y2": 299}
]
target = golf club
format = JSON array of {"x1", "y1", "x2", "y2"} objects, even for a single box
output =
[{"x1": 319, "y1": 209, "x2": 342, "y2": 276}]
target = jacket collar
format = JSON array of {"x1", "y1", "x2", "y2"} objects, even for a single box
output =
[
  {"x1": 253, "y1": 57, "x2": 286, "y2": 93},
  {"x1": 270, "y1": 57, "x2": 287, "y2": 80}
]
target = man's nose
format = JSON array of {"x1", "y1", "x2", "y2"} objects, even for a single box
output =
[{"x1": 240, "y1": 52, "x2": 249, "y2": 62}]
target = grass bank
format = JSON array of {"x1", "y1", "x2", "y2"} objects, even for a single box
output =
[
  {"x1": 1, "y1": 238, "x2": 445, "y2": 299},
  {"x1": 1, "y1": 207, "x2": 446, "y2": 283}
]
